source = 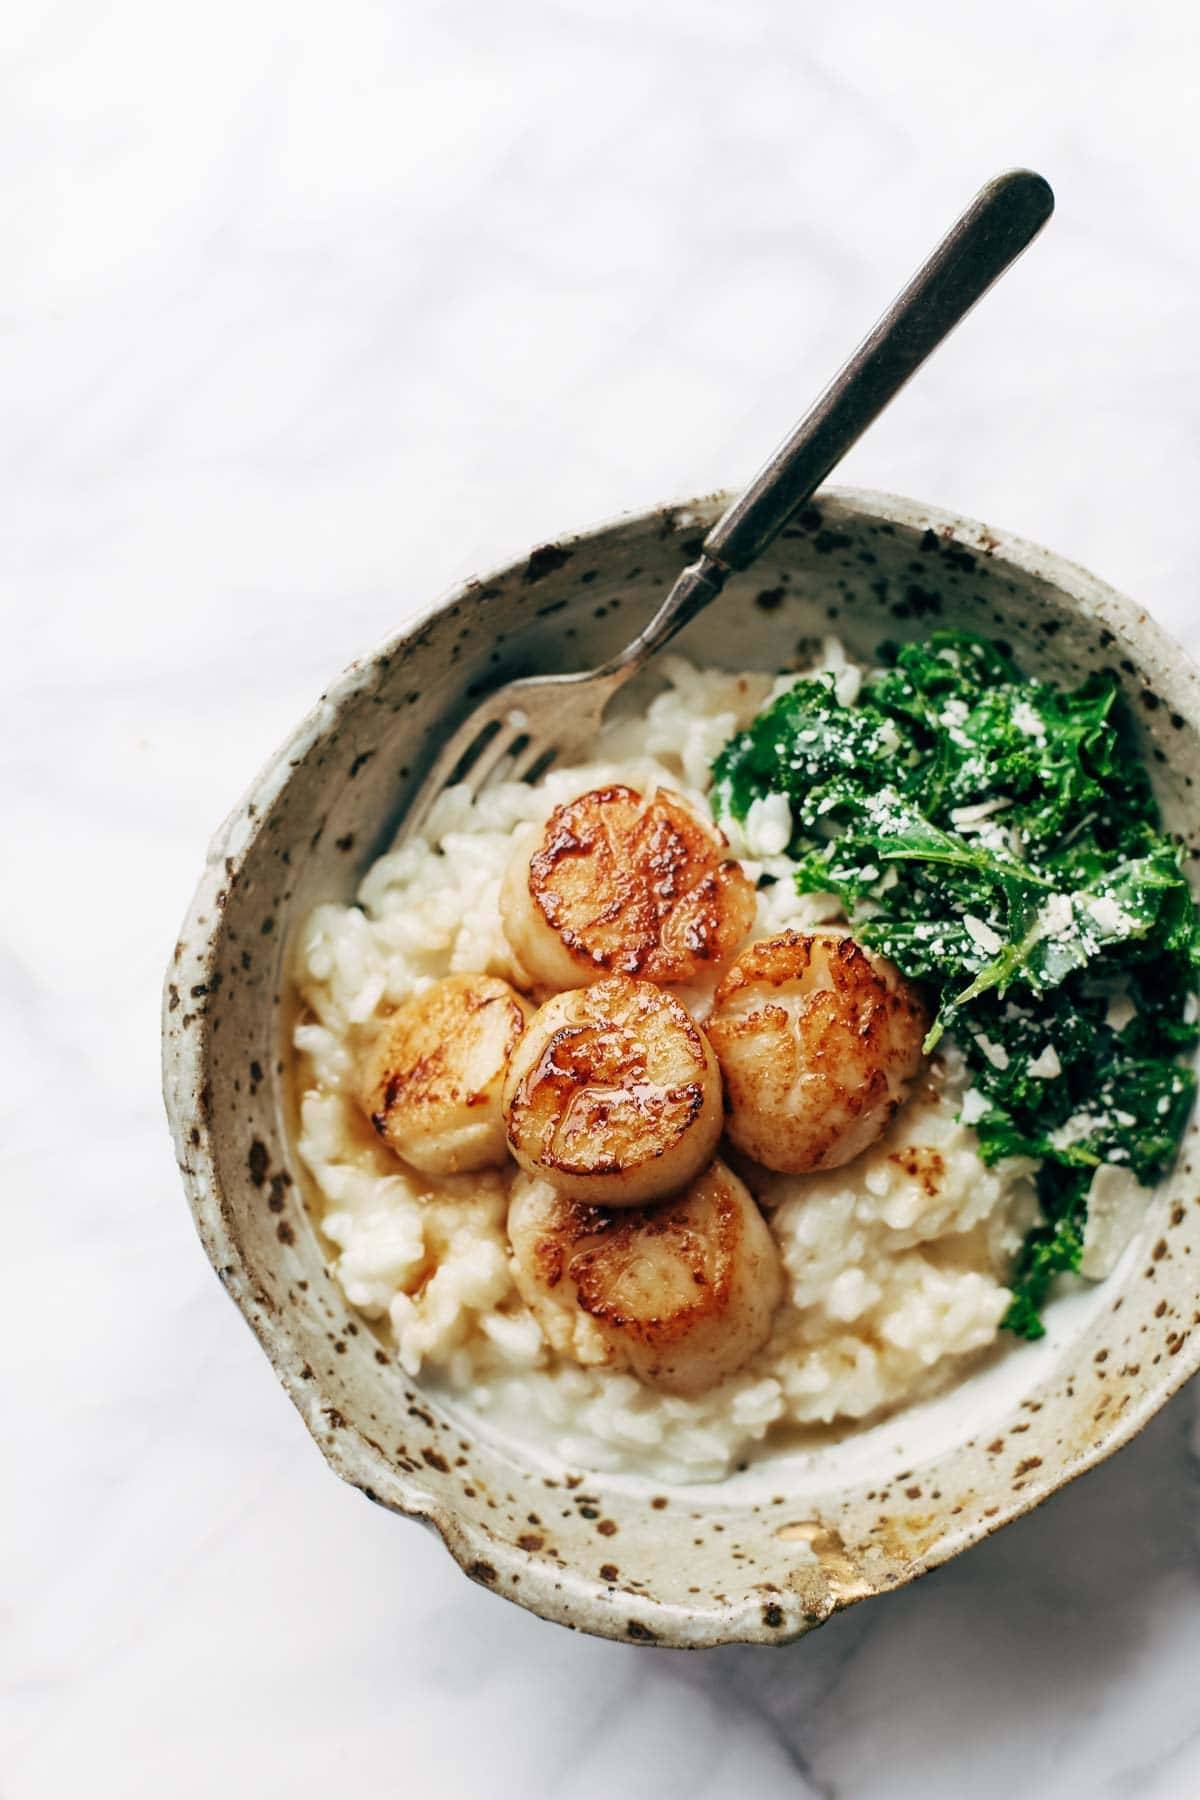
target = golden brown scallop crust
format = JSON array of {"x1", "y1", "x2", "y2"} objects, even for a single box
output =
[
  {"x1": 707, "y1": 930, "x2": 928, "y2": 1174},
  {"x1": 517, "y1": 784, "x2": 755, "y2": 986},
  {"x1": 359, "y1": 973, "x2": 531, "y2": 1175},
  {"x1": 502, "y1": 975, "x2": 722, "y2": 1205},
  {"x1": 567, "y1": 1176, "x2": 741, "y2": 1348},
  {"x1": 506, "y1": 1161, "x2": 784, "y2": 1395}
]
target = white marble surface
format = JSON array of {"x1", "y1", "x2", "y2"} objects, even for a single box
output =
[{"x1": 5, "y1": 3, "x2": 1200, "y2": 1795}]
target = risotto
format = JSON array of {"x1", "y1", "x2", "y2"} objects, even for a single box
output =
[{"x1": 292, "y1": 649, "x2": 1040, "y2": 1483}]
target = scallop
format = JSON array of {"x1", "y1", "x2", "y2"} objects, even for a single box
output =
[
  {"x1": 500, "y1": 783, "x2": 755, "y2": 991},
  {"x1": 507, "y1": 1160, "x2": 784, "y2": 1396},
  {"x1": 358, "y1": 973, "x2": 532, "y2": 1175},
  {"x1": 502, "y1": 974, "x2": 722, "y2": 1206},
  {"x1": 706, "y1": 930, "x2": 927, "y2": 1174}
]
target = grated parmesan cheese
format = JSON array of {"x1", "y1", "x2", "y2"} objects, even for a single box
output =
[
  {"x1": 1036, "y1": 893, "x2": 1075, "y2": 939},
  {"x1": 964, "y1": 914, "x2": 1004, "y2": 957},
  {"x1": 1105, "y1": 992, "x2": 1137, "y2": 1033},
  {"x1": 1080, "y1": 1164, "x2": 1144, "y2": 1279},
  {"x1": 1011, "y1": 700, "x2": 1047, "y2": 742},
  {"x1": 951, "y1": 797, "x2": 1013, "y2": 830},
  {"x1": 1087, "y1": 894, "x2": 1136, "y2": 936}
]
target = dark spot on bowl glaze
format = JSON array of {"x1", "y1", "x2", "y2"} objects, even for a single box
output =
[
  {"x1": 596, "y1": 1519, "x2": 617, "y2": 1537},
  {"x1": 248, "y1": 1139, "x2": 269, "y2": 1187},
  {"x1": 755, "y1": 587, "x2": 785, "y2": 612},
  {"x1": 276, "y1": 1220, "x2": 295, "y2": 1244},
  {"x1": 625, "y1": 1620, "x2": 658, "y2": 1642},
  {"x1": 523, "y1": 542, "x2": 572, "y2": 583},
  {"x1": 422, "y1": 1448, "x2": 450, "y2": 1473},
  {"x1": 762, "y1": 1603, "x2": 785, "y2": 1628},
  {"x1": 903, "y1": 583, "x2": 942, "y2": 619}
]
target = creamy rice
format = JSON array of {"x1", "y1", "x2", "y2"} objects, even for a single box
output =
[{"x1": 292, "y1": 648, "x2": 1039, "y2": 1483}]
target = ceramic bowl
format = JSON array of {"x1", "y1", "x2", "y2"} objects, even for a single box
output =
[{"x1": 163, "y1": 487, "x2": 1200, "y2": 1647}]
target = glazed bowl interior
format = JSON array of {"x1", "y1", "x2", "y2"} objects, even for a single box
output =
[{"x1": 164, "y1": 487, "x2": 1200, "y2": 1646}]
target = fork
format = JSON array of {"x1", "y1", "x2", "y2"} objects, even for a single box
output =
[{"x1": 400, "y1": 168, "x2": 1054, "y2": 842}]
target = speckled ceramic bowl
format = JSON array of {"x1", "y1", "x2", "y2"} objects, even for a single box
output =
[{"x1": 163, "y1": 487, "x2": 1200, "y2": 1647}]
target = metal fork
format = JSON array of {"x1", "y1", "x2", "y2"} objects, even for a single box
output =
[{"x1": 400, "y1": 169, "x2": 1054, "y2": 842}]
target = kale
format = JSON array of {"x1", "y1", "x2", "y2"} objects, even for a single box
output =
[
  {"x1": 1000, "y1": 1167, "x2": 1088, "y2": 1340},
  {"x1": 712, "y1": 631, "x2": 1200, "y2": 1337}
]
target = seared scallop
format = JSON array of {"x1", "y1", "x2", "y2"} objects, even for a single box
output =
[
  {"x1": 707, "y1": 930, "x2": 927, "y2": 1174},
  {"x1": 502, "y1": 975, "x2": 722, "y2": 1206},
  {"x1": 507, "y1": 1160, "x2": 784, "y2": 1396},
  {"x1": 359, "y1": 973, "x2": 532, "y2": 1175},
  {"x1": 500, "y1": 783, "x2": 755, "y2": 991}
]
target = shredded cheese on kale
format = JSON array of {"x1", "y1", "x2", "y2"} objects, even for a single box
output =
[{"x1": 712, "y1": 631, "x2": 1200, "y2": 1338}]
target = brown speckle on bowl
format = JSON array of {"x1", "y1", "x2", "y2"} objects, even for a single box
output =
[{"x1": 523, "y1": 542, "x2": 572, "y2": 582}]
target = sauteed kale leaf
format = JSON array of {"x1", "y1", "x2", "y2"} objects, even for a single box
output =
[{"x1": 712, "y1": 631, "x2": 1200, "y2": 1337}]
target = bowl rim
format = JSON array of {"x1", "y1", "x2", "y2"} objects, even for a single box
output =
[{"x1": 162, "y1": 483, "x2": 1200, "y2": 1647}]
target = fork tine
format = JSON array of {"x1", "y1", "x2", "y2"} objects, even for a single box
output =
[
  {"x1": 397, "y1": 672, "x2": 606, "y2": 846},
  {"x1": 444, "y1": 717, "x2": 503, "y2": 787},
  {"x1": 398, "y1": 712, "x2": 508, "y2": 841},
  {"x1": 510, "y1": 740, "x2": 558, "y2": 785},
  {"x1": 466, "y1": 722, "x2": 531, "y2": 796}
]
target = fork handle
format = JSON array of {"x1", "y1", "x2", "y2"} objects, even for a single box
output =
[{"x1": 613, "y1": 168, "x2": 1053, "y2": 672}]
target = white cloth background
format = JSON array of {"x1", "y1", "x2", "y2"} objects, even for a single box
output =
[{"x1": 4, "y1": 3, "x2": 1200, "y2": 1796}]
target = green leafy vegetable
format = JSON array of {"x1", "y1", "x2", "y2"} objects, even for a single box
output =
[{"x1": 712, "y1": 631, "x2": 1200, "y2": 1337}]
